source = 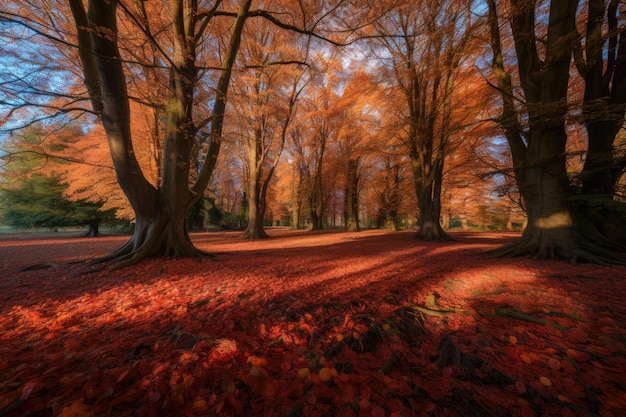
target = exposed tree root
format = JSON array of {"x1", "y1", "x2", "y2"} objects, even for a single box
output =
[
  {"x1": 489, "y1": 225, "x2": 626, "y2": 265},
  {"x1": 83, "y1": 218, "x2": 215, "y2": 273},
  {"x1": 494, "y1": 308, "x2": 567, "y2": 331},
  {"x1": 239, "y1": 226, "x2": 270, "y2": 240},
  {"x1": 412, "y1": 305, "x2": 465, "y2": 317},
  {"x1": 415, "y1": 223, "x2": 455, "y2": 242},
  {"x1": 18, "y1": 260, "x2": 84, "y2": 272}
]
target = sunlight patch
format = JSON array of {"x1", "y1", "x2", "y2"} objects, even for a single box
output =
[{"x1": 534, "y1": 211, "x2": 573, "y2": 229}]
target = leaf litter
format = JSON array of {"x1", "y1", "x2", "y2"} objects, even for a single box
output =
[{"x1": 0, "y1": 230, "x2": 625, "y2": 417}]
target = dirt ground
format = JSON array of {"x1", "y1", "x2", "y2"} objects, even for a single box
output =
[{"x1": 1, "y1": 229, "x2": 625, "y2": 417}]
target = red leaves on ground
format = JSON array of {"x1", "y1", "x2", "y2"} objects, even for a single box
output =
[{"x1": 1, "y1": 230, "x2": 625, "y2": 416}]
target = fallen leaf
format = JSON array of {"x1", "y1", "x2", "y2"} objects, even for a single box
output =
[
  {"x1": 248, "y1": 356, "x2": 268, "y2": 367},
  {"x1": 539, "y1": 376, "x2": 552, "y2": 387},
  {"x1": 319, "y1": 367, "x2": 332, "y2": 382},
  {"x1": 59, "y1": 401, "x2": 91, "y2": 417},
  {"x1": 548, "y1": 358, "x2": 561, "y2": 371},
  {"x1": 566, "y1": 349, "x2": 590, "y2": 362}
]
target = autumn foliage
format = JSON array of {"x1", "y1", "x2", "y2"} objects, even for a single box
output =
[{"x1": 1, "y1": 230, "x2": 625, "y2": 417}]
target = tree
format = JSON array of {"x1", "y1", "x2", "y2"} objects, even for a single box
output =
[
  {"x1": 487, "y1": 0, "x2": 624, "y2": 263},
  {"x1": 286, "y1": 56, "x2": 344, "y2": 231},
  {"x1": 231, "y1": 19, "x2": 308, "y2": 239},
  {"x1": 371, "y1": 0, "x2": 478, "y2": 241},
  {"x1": 1, "y1": 0, "x2": 370, "y2": 267},
  {"x1": 574, "y1": 0, "x2": 626, "y2": 241},
  {"x1": 333, "y1": 71, "x2": 382, "y2": 231},
  {"x1": 0, "y1": 126, "x2": 116, "y2": 234}
]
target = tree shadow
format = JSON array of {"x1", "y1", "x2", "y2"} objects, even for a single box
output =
[{"x1": 1, "y1": 230, "x2": 623, "y2": 416}]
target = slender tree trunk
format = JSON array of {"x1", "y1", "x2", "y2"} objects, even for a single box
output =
[
  {"x1": 291, "y1": 171, "x2": 302, "y2": 229},
  {"x1": 344, "y1": 158, "x2": 360, "y2": 232},
  {"x1": 382, "y1": 157, "x2": 401, "y2": 231},
  {"x1": 308, "y1": 145, "x2": 326, "y2": 231}
]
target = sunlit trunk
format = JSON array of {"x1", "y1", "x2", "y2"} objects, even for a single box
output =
[
  {"x1": 506, "y1": 124, "x2": 578, "y2": 258},
  {"x1": 241, "y1": 181, "x2": 269, "y2": 239}
]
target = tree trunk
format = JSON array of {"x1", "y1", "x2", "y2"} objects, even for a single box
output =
[
  {"x1": 411, "y1": 154, "x2": 452, "y2": 241},
  {"x1": 308, "y1": 193, "x2": 322, "y2": 231},
  {"x1": 414, "y1": 183, "x2": 451, "y2": 241},
  {"x1": 381, "y1": 156, "x2": 401, "y2": 231},
  {"x1": 71, "y1": 0, "x2": 251, "y2": 268},
  {"x1": 291, "y1": 181, "x2": 301, "y2": 230},
  {"x1": 241, "y1": 182, "x2": 269, "y2": 239},
  {"x1": 385, "y1": 213, "x2": 398, "y2": 231},
  {"x1": 576, "y1": 0, "x2": 626, "y2": 242},
  {"x1": 487, "y1": 0, "x2": 625, "y2": 264},
  {"x1": 82, "y1": 220, "x2": 101, "y2": 238},
  {"x1": 307, "y1": 171, "x2": 325, "y2": 231},
  {"x1": 344, "y1": 158, "x2": 360, "y2": 232}
]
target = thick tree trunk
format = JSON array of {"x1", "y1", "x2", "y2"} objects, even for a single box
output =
[
  {"x1": 411, "y1": 156, "x2": 452, "y2": 241},
  {"x1": 82, "y1": 221, "x2": 101, "y2": 238},
  {"x1": 93, "y1": 201, "x2": 208, "y2": 270},
  {"x1": 486, "y1": 0, "x2": 625, "y2": 264},
  {"x1": 71, "y1": 0, "x2": 251, "y2": 269},
  {"x1": 307, "y1": 174, "x2": 324, "y2": 231},
  {"x1": 241, "y1": 179, "x2": 270, "y2": 239},
  {"x1": 491, "y1": 126, "x2": 625, "y2": 264},
  {"x1": 308, "y1": 199, "x2": 323, "y2": 231},
  {"x1": 415, "y1": 184, "x2": 451, "y2": 241},
  {"x1": 576, "y1": 0, "x2": 626, "y2": 243}
]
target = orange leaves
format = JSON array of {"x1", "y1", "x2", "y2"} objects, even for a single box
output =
[
  {"x1": 520, "y1": 352, "x2": 533, "y2": 364},
  {"x1": 58, "y1": 401, "x2": 91, "y2": 417},
  {"x1": 318, "y1": 367, "x2": 339, "y2": 382},
  {"x1": 548, "y1": 358, "x2": 561, "y2": 371},
  {"x1": 212, "y1": 339, "x2": 238, "y2": 356},
  {"x1": 539, "y1": 376, "x2": 552, "y2": 387},
  {"x1": 1, "y1": 231, "x2": 626, "y2": 417},
  {"x1": 565, "y1": 349, "x2": 590, "y2": 363},
  {"x1": 247, "y1": 356, "x2": 268, "y2": 367}
]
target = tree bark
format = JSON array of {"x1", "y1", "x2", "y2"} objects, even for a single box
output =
[
  {"x1": 70, "y1": 0, "x2": 251, "y2": 268},
  {"x1": 241, "y1": 181, "x2": 270, "y2": 239},
  {"x1": 576, "y1": 0, "x2": 626, "y2": 242},
  {"x1": 414, "y1": 178, "x2": 451, "y2": 241},
  {"x1": 82, "y1": 221, "x2": 101, "y2": 238},
  {"x1": 344, "y1": 158, "x2": 361, "y2": 232},
  {"x1": 487, "y1": 0, "x2": 625, "y2": 264},
  {"x1": 307, "y1": 135, "x2": 327, "y2": 231}
]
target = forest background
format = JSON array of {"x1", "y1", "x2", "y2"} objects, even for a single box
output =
[{"x1": 0, "y1": 0, "x2": 625, "y2": 264}]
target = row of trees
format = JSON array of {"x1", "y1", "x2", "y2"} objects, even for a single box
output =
[{"x1": 1, "y1": 0, "x2": 625, "y2": 265}]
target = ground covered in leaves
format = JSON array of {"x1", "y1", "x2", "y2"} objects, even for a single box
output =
[{"x1": 1, "y1": 230, "x2": 625, "y2": 417}]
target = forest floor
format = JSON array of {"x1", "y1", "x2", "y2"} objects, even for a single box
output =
[{"x1": 1, "y1": 229, "x2": 625, "y2": 417}]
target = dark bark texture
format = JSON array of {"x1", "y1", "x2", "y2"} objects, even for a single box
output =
[{"x1": 487, "y1": 0, "x2": 625, "y2": 264}]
